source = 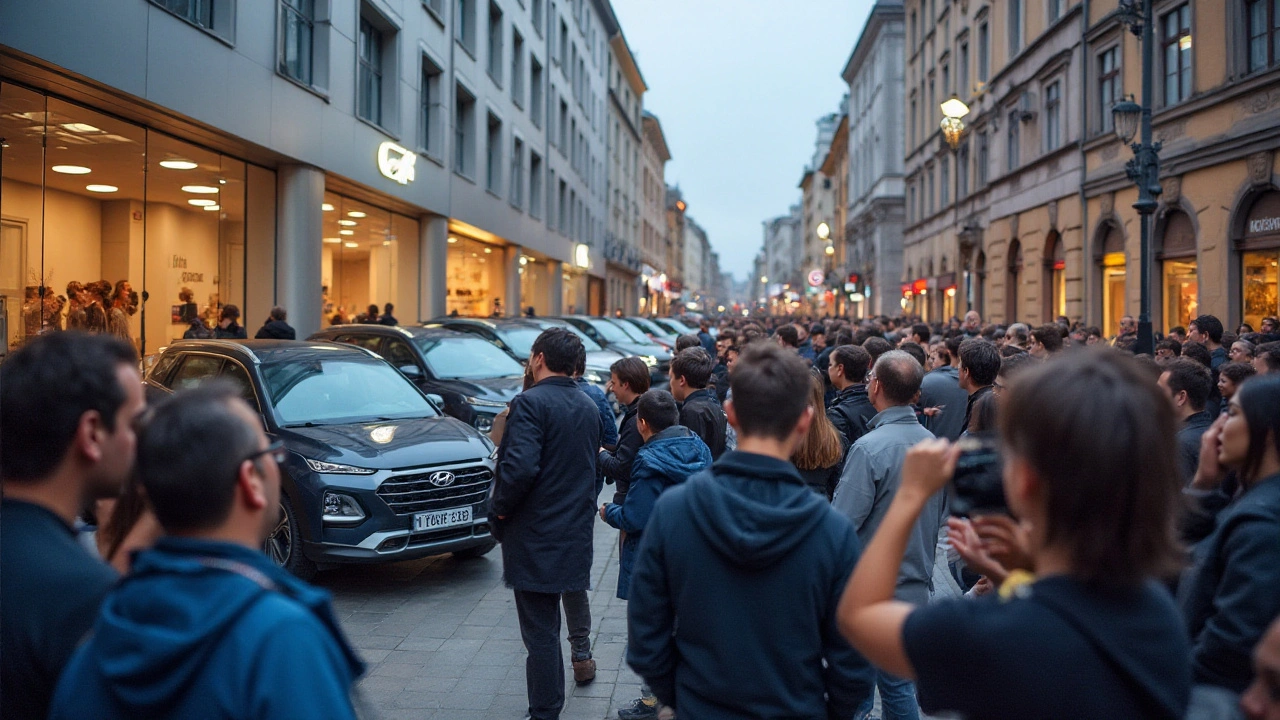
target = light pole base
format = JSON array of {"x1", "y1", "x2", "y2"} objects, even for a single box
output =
[{"x1": 1135, "y1": 320, "x2": 1155, "y2": 356}]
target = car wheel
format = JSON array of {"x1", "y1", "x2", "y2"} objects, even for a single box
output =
[
  {"x1": 454, "y1": 539, "x2": 497, "y2": 559},
  {"x1": 264, "y1": 495, "x2": 318, "y2": 581}
]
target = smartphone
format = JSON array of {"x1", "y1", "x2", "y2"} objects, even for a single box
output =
[{"x1": 948, "y1": 432, "x2": 1008, "y2": 517}]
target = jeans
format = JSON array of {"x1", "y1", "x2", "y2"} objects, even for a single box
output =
[
  {"x1": 514, "y1": 590, "x2": 564, "y2": 720},
  {"x1": 561, "y1": 590, "x2": 592, "y2": 660},
  {"x1": 857, "y1": 670, "x2": 920, "y2": 720}
]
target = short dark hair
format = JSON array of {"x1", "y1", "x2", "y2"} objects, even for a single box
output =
[
  {"x1": 531, "y1": 327, "x2": 586, "y2": 375},
  {"x1": 1220, "y1": 361, "x2": 1258, "y2": 385},
  {"x1": 1180, "y1": 341, "x2": 1212, "y2": 368},
  {"x1": 0, "y1": 332, "x2": 138, "y2": 482},
  {"x1": 610, "y1": 356, "x2": 651, "y2": 394},
  {"x1": 384, "y1": 303, "x2": 394, "y2": 313},
  {"x1": 1170, "y1": 326, "x2": 1187, "y2": 337},
  {"x1": 1257, "y1": 342, "x2": 1280, "y2": 373},
  {"x1": 873, "y1": 350, "x2": 924, "y2": 405},
  {"x1": 220, "y1": 304, "x2": 241, "y2": 321},
  {"x1": 775, "y1": 325, "x2": 799, "y2": 348},
  {"x1": 729, "y1": 343, "x2": 813, "y2": 441},
  {"x1": 1155, "y1": 338, "x2": 1182, "y2": 356},
  {"x1": 911, "y1": 323, "x2": 930, "y2": 342},
  {"x1": 637, "y1": 389, "x2": 679, "y2": 433},
  {"x1": 998, "y1": 351, "x2": 1035, "y2": 381},
  {"x1": 831, "y1": 344, "x2": 872, "y2": 383},
  {"x1": 1031, "y1": 324, "x2": 1064, "y2": 353},
  {"x1": 269, "y1": 306, "x2": 287, "y2": 321},
  {"x1": 1161, "y1": 358, "x2": 1212, "y2": 411},
  {"x1": 833, "y1": 330, "x2": 854, "y2": 347},
  {"x1": 1190, "y1": 314, "x2": 1224, "y2": 344},
  {"x1": 944, "y1": 335, "x2": 964, "y2": 360},
  {"x1": 671, "y1": 347, "x2": 714, "y2": 388},
  {"x1": 676, "y1": 334, "x2": 702, "y2": 352},
  {"x1": 810, "y1": 323, "x2": 826, "y2": 336},
  {"x1": 959, "y1": 338, "x2": 1001, "y2": 386},
  {"x1": 899, "y1": 341, "x2": 927, "y2": 368},
  {"x1": 1236, "y1": 375, "x2": 1280, "y2": 483},
  {"x1": 862, "y1": 336, "x2": 893, "y2": 362},
  {"x1": 138, "y1": 383, "x2": 261, "y2": 533},
  {"x1": 1000, "y1": 348, "x2": 1183, "y2": 586}
]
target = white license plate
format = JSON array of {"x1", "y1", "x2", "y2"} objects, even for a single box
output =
[{"x1": 413, "y1": 506, "x2": 473, "y2": 532}]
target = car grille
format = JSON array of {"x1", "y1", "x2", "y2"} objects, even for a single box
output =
[{"x1": 376, "y1": 465, "x2": 492, "y2": 515}]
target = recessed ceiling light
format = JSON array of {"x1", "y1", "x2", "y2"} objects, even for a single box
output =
[
  {"x1": 484, "y1": 248, "x2": 492, "y2": 254},
  {"x1": 203, "y1": 205, "x2": 221, "y2": 211},
  {"x1": 188, "y1": 199, "x2": 217, "y2": 207},
  {"x1": 52, "y1": 165, "x2": 92, "y2": 175},
  {"x1": 338, "y1": 219, "x2": 358, "y2": 226},
  {"x1": 344, "y1": 242, "x2": 359, "y2": 248},
  {"x1": 323, "y1": 238, "x2": 342, "y2": 244},
  {"x1": 339, "y1": 229, "x2": 354, "y2": 236},
  {"x1": 347, "y1": 211, "x2": 367, "y2": 218},
  {"x1": 322, "y1": 203, "x2": 335, "y2": 211},
  {"x1": 447, "y1": 236, "x2": 458, "y2": 243},
  {"x1": 159, "y1": 159, "x2": 198, "y2": 170},
  {"x1": 382, "y1": 241, "x2": 391, "y2": 246},
  {"x1": 181, "y1": 185, "x2": 219, "y2": 194},
  {"x1": 85, "y1": 184, "x2": 118, "y2": 193},
  {"x1": 61, "y1": 123, "x2": 100, "y2": 133}
]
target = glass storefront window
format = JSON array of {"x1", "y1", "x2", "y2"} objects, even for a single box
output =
[
  {"x1": 1162, "y1": 258, "x2": 1198, "y2": 332},
  {"x1": 563, "y1": 269, "x2": 588, "y2": 315},
  {"x1": 446, "y1": 235, "x2": 503, "y2": 317},
  {"x1": 1243, "y1": 250, "x2": 1279, "y2": 329},
  {"x1": 321, "y1": 193, "x2": 414, "y2": 325},
  {"x1": 519, "y1": 255, "x2": 551, "y2": 317},
  {"x1": 1101, "y1": 252, "x2": 1127, "y2": 338}
]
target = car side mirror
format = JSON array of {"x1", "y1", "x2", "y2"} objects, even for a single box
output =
[
  {"x1": 426, "y1": 393, "x2": 445, "y2": 408},
  {"x1": 399, "y1": 365, "x2": 423, "y2": 379}
]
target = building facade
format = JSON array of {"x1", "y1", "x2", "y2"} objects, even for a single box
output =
[
  {"x1": 640, "y1": 112, "x2": 672, "y2": 314},
  {"x1": 759, "y1": 204, "x2": 802, "y2": 313},
  {"x1": 603, "y1": 19, "x2": 644, "y2": 316}
]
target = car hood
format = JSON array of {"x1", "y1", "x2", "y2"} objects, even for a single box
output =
[
  {"x1": 608, "y1": 341, "x2": 672, "y2": 362},
  {"x1": 276, "y1": 415, "x2": 490, "y2": 470},
  {"x1": 586, "y1": 349, "x2": 626, "y2": 369},
  {"x1": 431, "y1": 375, "x2": 523, "y2": 403}
]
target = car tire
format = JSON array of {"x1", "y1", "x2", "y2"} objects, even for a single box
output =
[
  {"x1": 454, "y1": 539, "x2": 497, "y2": 559},
  {"x1": 264, "y1": 495, "x2": 318, "y2": 581}
]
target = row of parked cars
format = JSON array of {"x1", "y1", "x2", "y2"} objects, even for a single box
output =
[{"x1": 140, "y1": 314, "x2": 704, "y2": 579}]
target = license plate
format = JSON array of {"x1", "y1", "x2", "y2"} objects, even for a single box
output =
[{"x1": 413, "y1": 506, "x2": 473, "y2": 532}]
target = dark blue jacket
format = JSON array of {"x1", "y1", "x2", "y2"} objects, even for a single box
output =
[
  {"x1": 491, "y1": 375, "x2": 602, "y2": 593},
  {"x1": 603, "y1": 426, "x2": 711, "y2": 599},
  {"x1": 698, "y1": 330, "x2": 716, "y2": 357},
  {"x1": 1175, "y1": 410, "x2": 1214, "y2": 485},
  {"x1": 1180, "y1": 473, "x2": 1280, "y2": 693},
  {"x1": 576, "y1": 377, "x2": 619, "y2": 448},
  {"x1": 49, "y1": 538, "x2": 363, "y2": 720},
  {"x1": 678, "y1": 388, "x2": 726, "y2": 460},
  {"x1": 600, "y1": 398, "x2": 642, "y2": 502},
  {"x1": 626, "y1": 451, "x2": 874, "y2": 719},
  {"x1": 827, "y1": 384, "x2": 877, "y2": 447}
]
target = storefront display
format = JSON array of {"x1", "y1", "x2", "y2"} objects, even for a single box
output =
[
  {"x1": 320, "y1": 193, "x2": 415, "y2": 326},
  {"x1": 1158, "y1": 210, "x2": 1198, "y2": 332},
  {"x1": 1097, "y1": 225, "x2": 1126, "y2": 337},
  {"x1": 519, "y1": 255, "x2": 552, "y2": 317},
  {"x1": 446, "y1": 235, "x2": 504, "y2": 317},
  {"x1": 563, "y1": 269, "x2": 589, "y2": 315},
  {"x1": 1239, "y1": 191, "x2": 1280, "y2": 329}
]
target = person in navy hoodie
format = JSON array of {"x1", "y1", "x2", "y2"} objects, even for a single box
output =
[
  {"x1": 49, "y1": 383, "x2": 364, "y2": 720},
  {"x1": 602, "y1": 389, "x2": 712, "y2": 720},
  {"x1": 626, "y1": 342, "x2": 874, "y2": 719}
]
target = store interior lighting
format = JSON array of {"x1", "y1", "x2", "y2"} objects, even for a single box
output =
[
  {"x1": 159, "y1": 159, "x2": 198, "y2": 170},
  {"x1": 85, "y1": 184, "x2": 118, "y2": 193},
  {"x1": 51, "y1": 165, "x2": 91, "y2": 174},
  {"x1": 347, "y1": 211, "x2": 367, "y2": 218},
  {"x1": 187, "y1": 199, "x2": 216, "y2": 207},
  {"x1": 322, "y1": 203, "x2": 335, "y2": 211},
  {"x1": 181, "y1": 185, "x2": 219, "y2": 194}
]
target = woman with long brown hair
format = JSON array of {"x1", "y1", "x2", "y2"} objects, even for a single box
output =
[{"x1": 791, "y1": 371, "x2": 847, "y2": 499}]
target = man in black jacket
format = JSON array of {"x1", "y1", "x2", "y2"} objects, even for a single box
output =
[
  {"x1": 601, "y1": 357, "x2": 651, "y2": 504},
  {"x1": 669, "y1": 348, "x2": 726, "y2": 460},
  {"x1": 827, "y1": 344, "x2": 877, "y2": 446},
  {"x1": 626, "y1": 342, "x2": 874, "y2": 719},
  {"x1": 958, "y1": 338, "x2": 1000, "y2": 434},
  {"x1": 254, "y1": 306, "x2": 297, "y2": 340},
  {"x1": 1158, "y1": 358, "x2": 1214, "y2": 484},
  {"x1": 490, "y1": 328, "x2": 602, "y2": 720}
]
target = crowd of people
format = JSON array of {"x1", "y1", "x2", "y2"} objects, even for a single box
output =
[{"x1": 2, "y1": 306, "x2": 1279, "y2": 719}]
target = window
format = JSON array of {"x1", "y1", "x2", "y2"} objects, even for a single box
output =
[
  {"x1": 279, "y1": 0, "x2": 314, "y2": 84},
  {"x1": 940, "y1": 156, "x2": 950, "y2": 206},
  {"x1": 1247, "y1": 0, "x2": 1280, "y2": 72},
  {"x1": 511, "y1": 30, "x2": 525, "y2": 106},
  {"x1": 1006, "y1": 111, "x2": 1020, "y2": 171},
  {"x1": 910, "y1": 10, "x2": 918, "y2": 53},
  {"x1": 419, "y1": 57, "x2": 443, "y2": 155},
  {"x1": 910, "y1": 98, "x2": 918, "y2": 149},
  {"x1": 942, "y1": 64, "x2": 950, "y2": 96},
  {"x1": 1161, "y1": 4, "x2": 1192, "y2": 106},
  {"x1": 959, "y1": 40, "x2": 970, "y2": 96},
  {"x1": 455, "y1": 0, "x2": 475, "y2": 50},
  {"x1": 455, "y1": 84, "x2": 476, "y2": 177},
  {"x1": 927, "y1": 169, "x2": 935, "y2": 213},
  {"x1": 530, "y1": 151, "x2": 543, "y2": 219},
  {"x1": 488, "y1": 2, "x2": 503, "y2": 84},
  {"x1": 511, "y1": 137, "x2": 524, "y2": 208},
  {"x1": 532, "y1": 0, "x2": 544, "y2": 35},
  {"x1": 977, "y1": 130, "x2": 989, "y2": 186},
  {"x1": 424, "y1": 0, "x2": 445, "y2": 18},
  {"x1": 357, "y1": 18, "x2": 384, "y2": 125},
  {"x1": 1009, "y1": 0, "x2": 1023, "y2": 55},
  {"x1": 909, "y1": 184, "x2": 917, "y2": 223},
  {"x1": 958, "y1": 140, "x2": 970, "y2": 198},
  {"x1": 530, "y1": 56, "x2": 544, "y2": 127},
  {"x1": 559, "y1": 19, "x2": 569, "y2": 70},
  {"x1": 486, "y1": 113, "x2": 503, "y2": 194},
  {"x1": 1098, "y1": 46, "x2": 1121, "y2": 134},
  {"x1": 1048, "y1": 0, "x2": 1063, "y2": 24},
  {"x1": 978, "y1": 21, "x2": 990, "y2": 83},
  {"x1": 1044, "y1": 82, "x2": 1061, "y2": 151},
  {"x1": 559, "y1": 99, "x2": 569, "y2": 155},
  {"x1": 558, "y1": 179, "x2": 569, "y2": 234},
  {"x1": 152, "y1": 0, "x2": 230, "y2": 38}
]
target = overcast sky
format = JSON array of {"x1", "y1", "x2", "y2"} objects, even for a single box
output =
[{"x1": 611, "y1": 0, "x2": 877, "y2": 282}]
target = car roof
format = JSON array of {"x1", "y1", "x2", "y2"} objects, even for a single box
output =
[
  {"x1": 315, "y1": 324, "x2": 467, "y2": 340},
  {"x1": 160, "y1": 339, "x2": 382, "y2": 364},
  {"x1": 428, "y1": 316, "x2": 544, "y2": 329}
]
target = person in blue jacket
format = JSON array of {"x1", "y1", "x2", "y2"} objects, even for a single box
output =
[{"x1": 49, "y1": 384, "x2": 364, "y2": 720}]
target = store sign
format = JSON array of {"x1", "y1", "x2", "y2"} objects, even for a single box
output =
[
  {"x1": 807, "y1": 269, "x2": 825, "y2": 287},
  {"x1": 1249, "y1": 217, "x2": 1280, "y2": 234},
  {"x1": 574, "y1": 243, "x2": 590, "y2": 268},
  {"x1": 377, "y1": 142, "x2": 417, "y2": 185}
]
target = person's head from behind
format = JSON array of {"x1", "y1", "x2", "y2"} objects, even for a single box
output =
[
  {"x1": 967, "y1": 391, "x2": 999, "y2": 434},
  {"x1": 269, "y1": 306, "x2": 287, "y2": 322},
  {"x1": 138, "y1": 383, "x2": 281, "y2": 544},
  {"x1": 1257, "y1": 343, "x2": 1280, "y2": 375},
  {"x1": 1181, "y1": 341, "x2": 1212, "y2": 368},
  {"x1": 1000, "y1": 348, "x2": 1183, "y2": 586},
  {"x1": 775, "y1": 324, "x2": 799, "y2": 349},
  {"x1": 1155, "y1": 337, "x2": 1183, "y2": 364},
  {"x1": 608, "y1": 356, "x2": 651, "y2": 405},
  {"x1": 220, "y1": 304, "x2": 241, "y2": 326},
  {"x1": 669, "y1": 347, "x2": 713, "y2": 401},
  {"x1": 828, "y1": 344, "x2": 872, "y2": 390},
  {"x1": 1189, "y1": 314, "x2": 1224, "y2": 347},
  {"x1": 910, "y1": 323, "x2": 930, "y2": 345},
  {"x1": 862, "y1": 336, "x2": 893, "y2": 364},
  {"x1": 366, "y1": 304, "x2": 379, "y2": 317},
  {"x1": 1217, "y1": 374, "x2": 1280, "y2": 487},
  {"x1": 1219, "y1": 362, "x2": 1258, "y2": 403},
  {"x1": 726, "y1": 343, "x2": 814, "y2": 455},
  {"x1": 995, "y1": 351, "x2": 1035, "y2": 397},
  {"x1": 676, "y1": 334, "x2": 701, "y2": 352},
  {"x1": 530, "y1": 327, "x2": 585, "y2": 381},
  {"x1": 636, "y1": 389, "x2": 679, "y2": 443},
  {"x1": 384, "y1": 303, "x2": 394, "y2": 316},
  {"x1": 898, "y1": 341, "x2": 927, "y2": 369},
  {"x1": 958, "y1": 338, "x2": 1001, "y2": 393},
  {"x1": 1028, "y1": 324, "x2": 1063, "y2": 358},
  {"x1": 791, "y1": 372, "x2": 844, "y2": 473},
  {"x1": 1241, "y1": 615, "x2": 1280, "y2": 720},
  {"x1": 0, "y1": 333, "x2": 144, "y2": 508},
  {"x1": 1157, "y1": 358, "x2": 1212, "y2": 419},
  {"x1": 868, "y1": 350, "x2": 924, "y2": 412}
]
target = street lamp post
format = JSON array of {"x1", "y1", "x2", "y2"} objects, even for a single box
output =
[{"x1": 1113, "y1": 0, "x2": 1161, "y2": 356}]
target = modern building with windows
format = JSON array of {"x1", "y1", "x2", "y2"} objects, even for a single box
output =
[
  {"x1": 639, "y1": 112, "x2": 672, "y2": 315},
  {"x1": 0, "y1": 0, "x2": 622, "y2": 355},
  {"x1": 603, "y1": 19, "x2": 645, "y2": 316}
]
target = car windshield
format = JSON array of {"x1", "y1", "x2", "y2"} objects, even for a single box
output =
[
  {"x1": 533, "y1": 322, "x2": 604, "y2": 352},
  {"x1": 628, "y1": 318, "x2": 672, "y2": 339},
  {"x1": 262, "y1": 357, "x2": 438, "y2": 426},
  {"x1": 650, "y1": 318, "x2": 687, "y2": 336},
  {"x1": 493, "y1": 326, "x2": 545, "y2": 357},
  {"x1": 584, "y1": 318, "x2": 633, "y2": 343},
  {"x1": 417, "y1": 337, "x2": 525, "y2": 379},
  {"x1": 609, "y1": 319, "x2": 651, "y2": 343}
]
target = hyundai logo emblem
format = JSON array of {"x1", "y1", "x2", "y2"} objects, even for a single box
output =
[{"x1": 428, "y1": 471, "x2": 456, "y2": 487}]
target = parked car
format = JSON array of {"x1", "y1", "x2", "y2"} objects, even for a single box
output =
[
  {"x1": 142, "y1": 339, "x2": 499, "y2": 580},
  {"x1": 311, "y1": 325, "x2": 523, "y2": 433},
  {"x1": 427, "y1": 316, "x2": 623, "y2": 389},
  {"x1": 557, "y1": 316, "x2": 671, "y2": 385},
  {"x1": 620, "y1": 316, "x2": 680, "y2": 349},
  {"x1": 649, "y1": 316, "x2": 695, "y2": 338}
]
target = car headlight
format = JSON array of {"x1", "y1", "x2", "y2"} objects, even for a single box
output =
[
  {"x1": 322, "y1": 492, "x2": 367, "y2": 523},
  {"x1": 304, "y1": 458, "x2": 376, "y2": 475},
  {"x1": 582, "y1": 370, "x2": 605, "y2": 384},
  {"x1": 474, "y1": 414, "x2": 494, "y2": 433},
  {"x1": 465, "y1": 396, "x2": 508, "y2": 408},
  {"x1": 640, "y1": 355, "x2": 658, "y2": 368}
]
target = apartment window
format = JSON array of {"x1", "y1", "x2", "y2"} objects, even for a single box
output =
[
  {"x1": 977, "y1": 130, "x2": 989, "y2": 186},
  {"x1": 559, "y1": 20, "x2": 569, "y2": 70},
  {"x1": 1048, "y1": 0, "x2": 1063, "y2": 24},
  {"x1": 910, "y1": 98, "x2": 918, "y2": 149},
  {"x1": 1098, "y1": 46, "x2": 1121, "y2": 133},
  {"x1": 511, "y1": 137, "x2": 524, "y2": 208},
  {"x1": 530, "y1": 56, "x2": 544, "y2": 126},
  {"x1": 455, "y1": 0, "x2": 475, "y2": 50},
  {"x1": 1247, "y1": 0, "x2": 1280, "y2": 72},
  {"x1": 942, "y1": 64, "x2": 950, "y2": 96},
  {"x1": 357, "y1": 18, "x2": 384, "y2": 125},
  {"x1": 1009, "y1": 0, "x2": 1023, "y2": 55},
  {"x1": 488, "y1": 2, "x2": 503, "y2": 84},
  {"x1": 530, "y1": 151, "x2": 543, "y2": 218},
  {"x1": 1044, "y1": 81, "x2": 1061, "y2": 151},
  {"x1": 153, "y1": 0, "x2": 232, "y2": 39},
  {"x1": 558, "y1": 180, "x2": 569, "y2": 234},
  {"x1": 958, "y1": 140, "x2": 970, "y2": 198},
  {"x1": 927, "y1": 170, "x2": 935, "y2": 213},
  {"x1": 910, "y1": 11, "x2": 918, "y2": 52},
  {"x1": 909, "y1": 185, "x2": 917, "y2": 223},
  {"x1": 959, "y1": 41, "x2": 970, "y2": 96},
  {"x1": 419, "y1": 57, "x2": 443, "y2": 155},
  {"x1": 1162, "y1": 4, "x2": 1192, "y2": 106},
  {"x1": 940, "y1": 156, "x2": 950, "y2": 206},
  {"x1": 532, "y1": 0, "x2": 544, "y2": 35},
  {"x1": 455, "y1": 84, "x2": 476, "y2": 177},
  {"x1": 1007, "y1": 111, "x2": 1020, "y2": 171},
  {"x1": 978, "y1": 21, "x2": 990, "y2": 83},
  {"x1": 278, "y1": 0, "x2": 314, "y2": 83},
  {"x1": 511, "y1": 30, "x2": 525, "y2": 106},
  {"x1": 559, "y1": 100, "x2": 569, "y2": 155},
  {"x1": 486, "y1": 113, "x2": 503, "y2": 194}
]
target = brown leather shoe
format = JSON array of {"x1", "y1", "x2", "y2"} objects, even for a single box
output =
[{"x1": 572, "y1": 657, "x2": 597, "y2": 684}]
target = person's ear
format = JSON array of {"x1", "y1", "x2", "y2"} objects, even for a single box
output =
[
  {"x1": 724, "y1": 399, "x2": 739, "y2": 431},
  {"x1": 75, "y1": 410, "x2": 108, "y2": 464},
  {"x1": 239, "y1": 460, "x2": 268, "y2": 512},
  {"x1": 792, "y1": 405, "x2": 815, "y2": 439}
]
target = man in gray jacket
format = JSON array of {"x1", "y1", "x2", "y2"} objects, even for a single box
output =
[
  {"x1": 918, "y1": 336, "x2": 969, "y2": 441},
  {"x1": 832, "y1": 350, "x2": 943, "y2": 720}
]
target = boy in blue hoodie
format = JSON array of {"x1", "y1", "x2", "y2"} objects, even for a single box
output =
[{"x1": 601, "y1": 389, "x2": 712, "y2": 720}]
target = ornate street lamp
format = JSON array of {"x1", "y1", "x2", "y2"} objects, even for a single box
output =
[{"x1": 940, "y1": 96, "x2": 970, "y2": 150}]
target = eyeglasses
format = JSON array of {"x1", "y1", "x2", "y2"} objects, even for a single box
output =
[{"x1": 244, "y1": 439, "x2": 287, "y2": 466}]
